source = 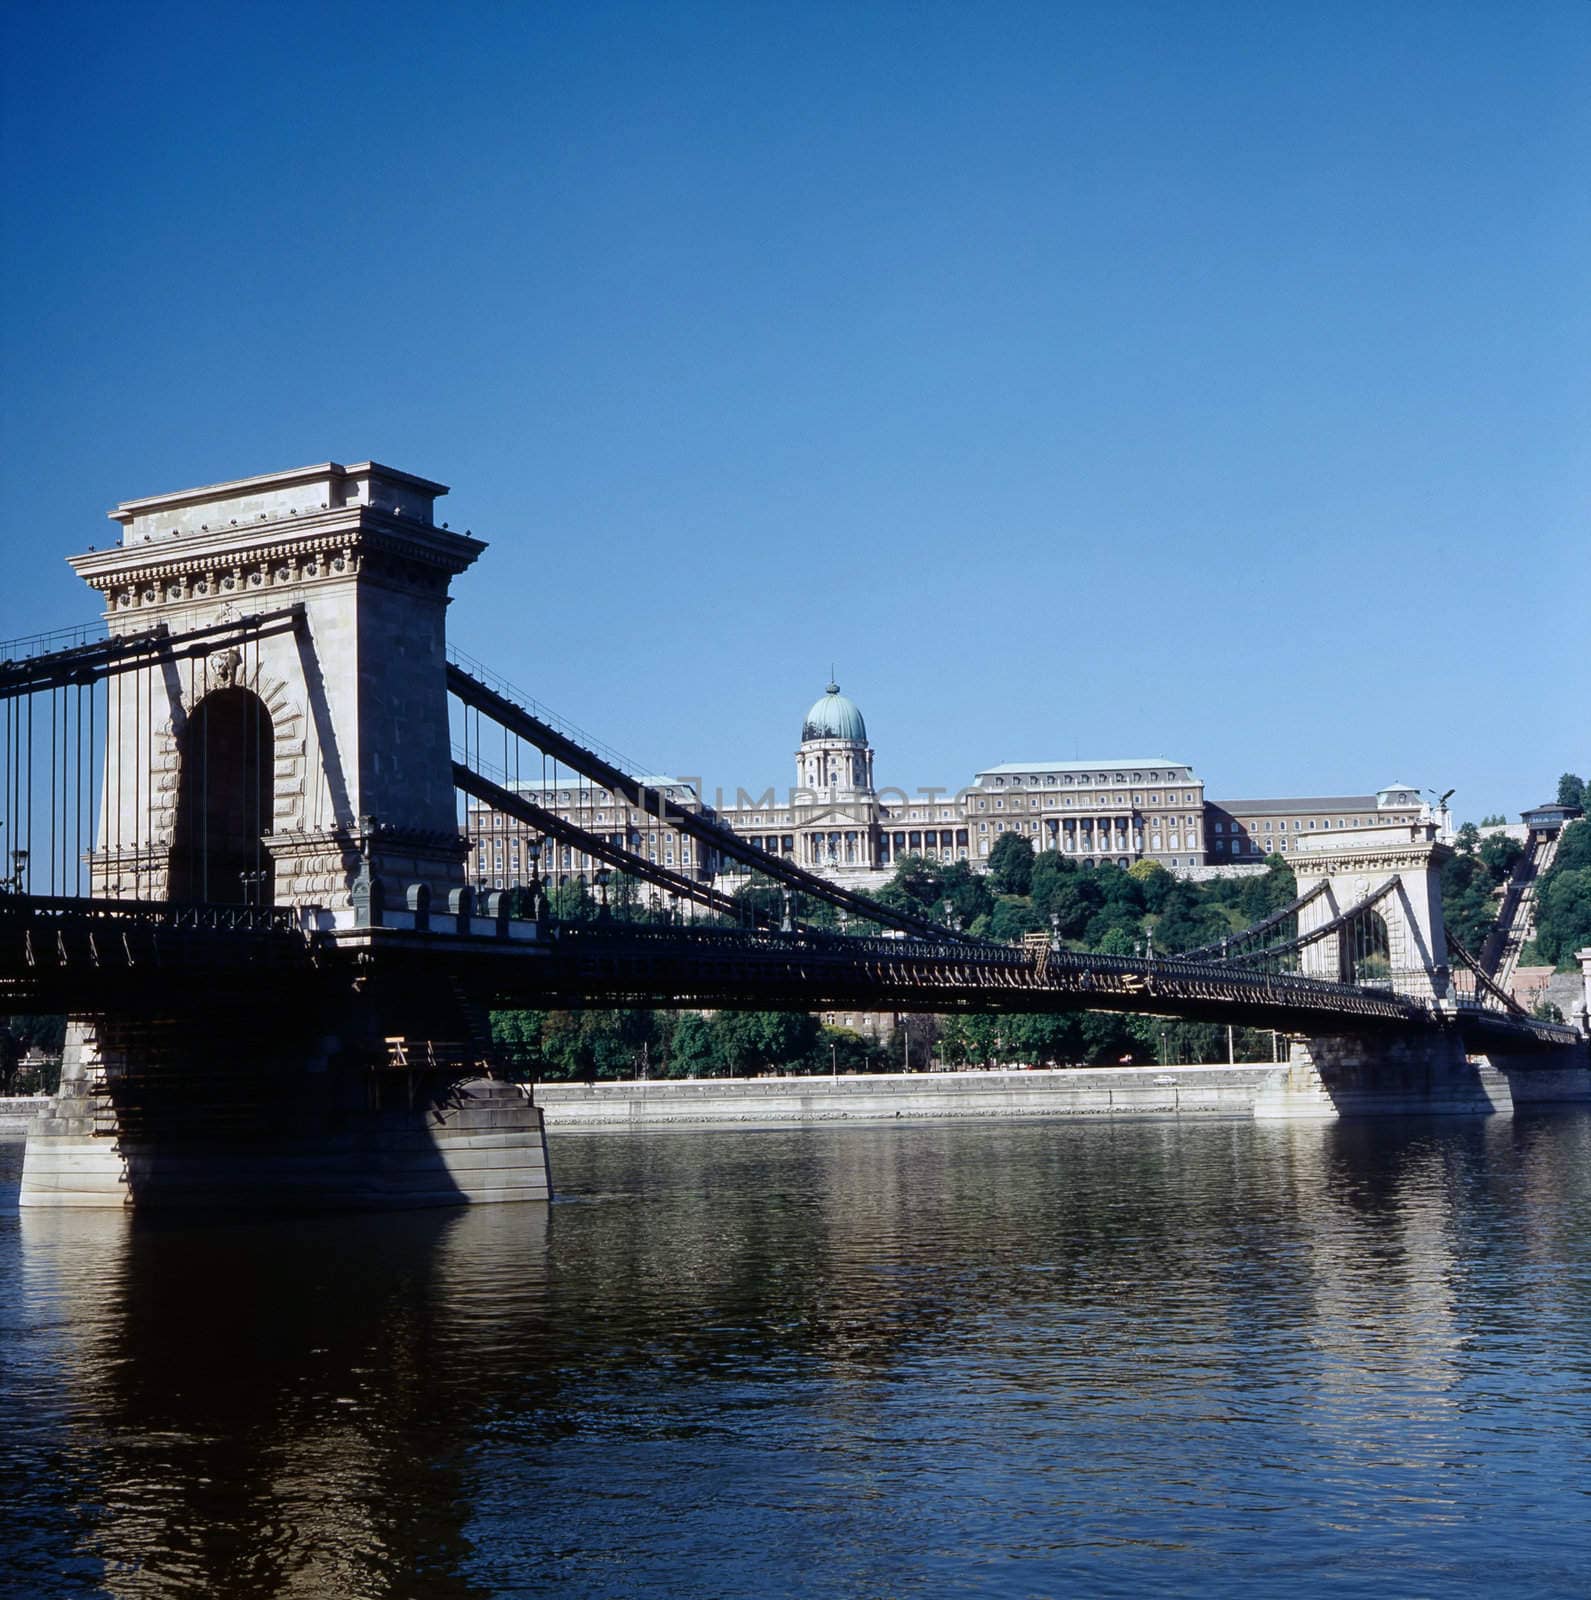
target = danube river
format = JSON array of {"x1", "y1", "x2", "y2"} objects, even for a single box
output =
[{"x1": 4, "y1": 1112, "x2": 1590, "y2": 1598}]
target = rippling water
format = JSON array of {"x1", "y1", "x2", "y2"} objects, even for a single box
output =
[{"x1": 4, "y1": 1113, "x2": 1591, "y2": 1598}]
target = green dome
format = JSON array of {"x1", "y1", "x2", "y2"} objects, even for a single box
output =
[{"x1": 802, "y1": 681, "x2": 867, "y2": 743}]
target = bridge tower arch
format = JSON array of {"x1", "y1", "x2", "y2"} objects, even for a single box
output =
[
  {"x1": 68, "y1": 462, "x2": 485, "y2": 919},
  {"x1": 168, "y1": 684, "x2": 276, "y2": 904},
  {"x1": 1288, "y1": 822, "x2": 1452, "y2": 1005}
]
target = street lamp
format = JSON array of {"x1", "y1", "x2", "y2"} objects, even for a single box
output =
[
  {"x1": 595, "y1": 866, "x2": 611, "y2": 918},
  {"x1": 525, "y1": 838, "x2": 546, "y2": 921},
  {"x1": 9, "y1": 849, "x2": 28, "y2": 894}
]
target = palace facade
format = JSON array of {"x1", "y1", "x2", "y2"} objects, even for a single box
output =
[{"x1": 463, "y1": 679, "x2": 1427, "y2": 895}]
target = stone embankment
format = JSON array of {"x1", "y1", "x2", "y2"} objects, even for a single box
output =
[
  {"x1": 534, "y1": 1064, "x2": 1281, "y2": 1130},
  {"x1": 0, "y1": 1098, "x2": 51, "y2": 1135}
]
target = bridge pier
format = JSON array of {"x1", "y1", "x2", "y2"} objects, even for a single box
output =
[
  {"x1": 1253, "y1": 1031, "x2": 1591, "y2": 1120},
  {"x1": 19, "y1": 1011, "x2": 550, "y2": 1211}
]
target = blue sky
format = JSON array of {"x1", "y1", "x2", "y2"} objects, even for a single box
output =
[{"x1": 2, "y1": 1, "x2": 1586, "y2": 821}]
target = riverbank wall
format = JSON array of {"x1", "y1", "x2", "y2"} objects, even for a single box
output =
[
  {"x1": 0, "y1": 1098, "x2": 50, "y2": 1136},
  {"x1": 534, "y1": 1064, "x2": 1283, "y2": 1129}
]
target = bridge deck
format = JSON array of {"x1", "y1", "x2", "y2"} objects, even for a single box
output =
[{"x1": 1, "y1": 894, "x2": 1575, "y2": 1051}]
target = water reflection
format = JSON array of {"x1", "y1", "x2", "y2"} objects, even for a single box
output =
[
  {"x1": 14, "y1": 1202, "x2": 547, "y2": 1599},
  {"x1": 6, "y1": 1113, "x2": 1591, "y2": 1598}
]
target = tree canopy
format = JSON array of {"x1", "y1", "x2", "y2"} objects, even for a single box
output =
[{"x1": 1531, "y1": 820, "x2": 1591, "y2": 967}]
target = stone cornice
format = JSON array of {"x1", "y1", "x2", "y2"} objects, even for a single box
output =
[
  {"x1": 71, "y1": 509, "x2": 485, "y2": 589},
  {"x1": 70, "y1": 513, "x2": 488, "y2": 619},
  {"x1": 1293, "y1": 843, "x2": 1451, "y2": 876}
]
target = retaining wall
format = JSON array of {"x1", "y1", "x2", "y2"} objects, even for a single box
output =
[{"x1": 534, "y1": 1064, "x2": 1284, "y2": 1129}]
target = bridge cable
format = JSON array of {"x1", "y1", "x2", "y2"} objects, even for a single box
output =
[
  {"x1": 1178, "y1": 879, "x2": 1332, "y2": 961},
  {"x1": 453, "y1": 760, "x2": 778, "y2": 928},
  {"x1": 1446, "y1": 932, "x2": 1528, "y2": 1018},
  {"x1": 1225, "y1": 879, "x2": 1399, "y2": 968},
  {"x1": 446, "y1": 660, "x2": 982, "y2": 945}
]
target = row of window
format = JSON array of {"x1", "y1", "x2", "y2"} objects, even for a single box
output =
[
  {"x1": 475, "y1": 837, "x2": 698, "y2": 871},
  {"x1": 989, "y1": 770, "x2": 1189, "y2": 788},
  {"x1": 978, "y1": 792, "x2": 1195, "y2": 812},
  {"x1": 1217, "y1": 816, "x2": 1366, "y2": 835}
]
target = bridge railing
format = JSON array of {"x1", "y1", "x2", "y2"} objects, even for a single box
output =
[
  {"x1": 0, "y1": 891, "x2": 301, "y2": 935},
  {"x1": 0, "y1": 619, "x2": 107, "y2": 664},
  {"x1": 548, "y1": 921, "x2": 1423, "y2": 1008}
]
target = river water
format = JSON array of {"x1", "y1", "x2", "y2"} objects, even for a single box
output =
[{"x1": 3, "y1": 1112, "x2": 1590, "y2": 1599}]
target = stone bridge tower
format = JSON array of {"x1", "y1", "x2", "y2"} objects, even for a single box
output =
[
  {"x1": 23, "y1": 463, "x2": 551, "y2": 1211},
  {"x1": 69, "y1": 462, "x2": 483, "y2": 919},
  {"x1": 1289, "y1": 821, "x2": 1452, "y2": 1004}
]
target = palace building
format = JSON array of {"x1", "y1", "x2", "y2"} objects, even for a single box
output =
[
  {"x1": 462, "y1": 678, "x2": 1425, "y2": 895},
  {"x1": 1202, "y1": 785, "x2": 1423, "y2": 861}
]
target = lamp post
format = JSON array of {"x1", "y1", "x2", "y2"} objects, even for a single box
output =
[
  {"x1": 525, "y1": 839, "x2": 545, "y2": 923},
  {"x1": 8, "y1": 848, "x2": 28, "y2": 895},
  {"x1": 595, "y1": 866, "x2": 611, "y2": 919}
]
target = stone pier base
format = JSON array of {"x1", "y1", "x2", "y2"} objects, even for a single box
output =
[
  {"x1": 1253, "y1": 1032, "x2": 1514, "y2": 1120},
  {"x1": 19, "y1": 1022, "x2": 550, "y2": 1211},
  {"x1": 1475, "y1": 1044, "x2": 1591, "y2": 1109}
]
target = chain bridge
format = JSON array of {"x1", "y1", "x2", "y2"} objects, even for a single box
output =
[{"x1": 2, "y1": 462, "x2": 1585, "y2": 1208}]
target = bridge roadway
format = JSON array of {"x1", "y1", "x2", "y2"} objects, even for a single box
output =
[{"x1": 1, "y1": 893, "x2": 1575, "y2": 1052}]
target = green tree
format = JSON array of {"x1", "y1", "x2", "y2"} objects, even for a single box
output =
[
  {"x1": 809, "y1": 1026, "x2": 880, "y2": 1075},
  {"x1": 1555, "y1": 819, "x2": 1591, "y2": 874},
  {"x1": 1029, "y1": 849, "x2": 1076, "y2": 915},
  {"x1": 1078, "y1": 1011, "x2": 1139, "y2": 1064},
  {"x1": 988, "y1": 896, "x2": 1046, "y2": 942},
  {"x1": 937, "y1": 1014, "x2": 1001, "y2": 1065},
  {"x1": 1046, "y1": 878, "x2": 1098, "y2": 940},
  {"x1": 1236, "y1": 856, "x2": 1297, "y2": 923},
  {"x1": 1556, "y1": 773, "x2": 1586, "y2": 809},
  {"x1": 887, "y1": 1013, "x2": 942, "y2": 1071},
  {"x1": 1152, "y1": 883, "x2": 1232, "y2": 952},
  {"x1": 986, "y1": 831, "x2": 1036, "y2": 896},
  {"x1": 1533, "y1": 868, "x2": 1591, "y2": 965},
  {"x1": 1478, "y1": 833, "x2": 1524, "y2": 882},
  {"x1": 547, "y1": 879, "x2": 598, "y2": 922},
  {"x1": 489, "y1": 1008, "x2": 547, "y2": 1076},
  {"x1": 716, "y1": 1011, "x2": 820, "y2": 1075},
  {"x1": 1127, "y1": 858, "x2": 1175, "y2": 911},
  {"x1": 664, "y1": 1012, "x2": 722, "y2": 1078},
  {"x1": 1004, "y1": 1012, "x2": 1084, "y2": 1065},
  {"x1": 1441, "y1": 851, "x2": 1500, "y2": 951}
]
